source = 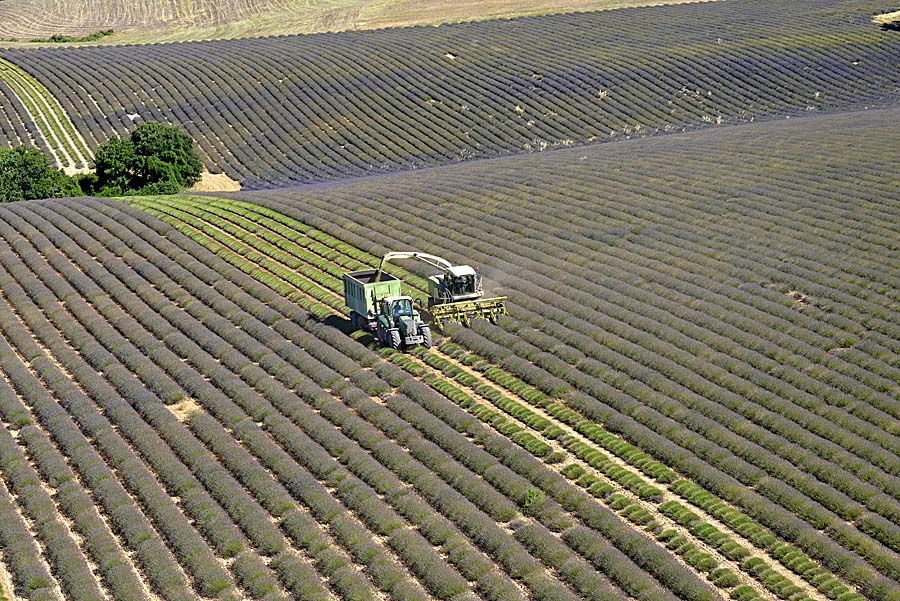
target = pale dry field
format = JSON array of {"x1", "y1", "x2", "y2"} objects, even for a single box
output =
[{"x1": 0, "y1": 0, "x2": 715, "y2": 44}]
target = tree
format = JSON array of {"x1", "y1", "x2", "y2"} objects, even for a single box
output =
[
  {"x1": 0, "y1": 146, "x2": 80, "y2": 202},
  {"x1": 93, "y1": 121, "x2": 202, "y2": 196}
]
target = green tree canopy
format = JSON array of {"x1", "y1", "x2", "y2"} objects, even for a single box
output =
[
  {"x1": 0, "y1": 145, "x2": 80, "y2": 202},
  {"x1": 93, "y1": 121, "x2": 202, "y2": 196}
]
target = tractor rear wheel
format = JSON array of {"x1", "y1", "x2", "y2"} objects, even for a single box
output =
[
  {"x1": 421, "y1": 326, "x2": 432, "y2": 349},
  {"x1": 389, "y1": 329, "x2": 402, "y2": 350}
]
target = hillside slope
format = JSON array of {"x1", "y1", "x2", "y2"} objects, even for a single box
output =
[
  {"x1": 1, "y1": 0, "x2": 898, "y2": 188},
  {"x1": 0, "y1": 0, "x2": 709, "y2": 45},
  {"x1": 0, "y1": 0, "x2": 899, "y2": 598}
]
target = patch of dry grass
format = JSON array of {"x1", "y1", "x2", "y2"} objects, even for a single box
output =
[
  {"x1": 189, "y1": 170, "x2": 242, "y2": 193},
  {"x1": 168, "y1": 397, "x2": 202, "y2": 421},
  {"x1": 873, "y1": 9, "x2": 900, "y2": 24},
  {"x1": 0, "y1": 0, "x2": 718, "y2": 45}
]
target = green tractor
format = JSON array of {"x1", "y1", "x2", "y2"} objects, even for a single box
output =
[
  {"x1": 375, "y1": 295, "x2": 432, "y2": 349},
  {"x1": 343, "y1": 269, "x2": 432, "y2": 349}
]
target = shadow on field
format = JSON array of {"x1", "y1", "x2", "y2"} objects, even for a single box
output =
[{"x1": 321, "y1": 314, "x2": 355, "y2": 335}]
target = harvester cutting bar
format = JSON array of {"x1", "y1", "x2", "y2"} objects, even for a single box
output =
[{"x1": 430, "y1": 297, "x2": 507, "y2": 329}]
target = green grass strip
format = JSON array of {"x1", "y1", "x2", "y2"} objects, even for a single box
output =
[{"x1": 0, "y1": 57, "x2": 90, "y2": 164}]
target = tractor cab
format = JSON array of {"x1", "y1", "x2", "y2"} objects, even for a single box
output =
[
  {"x1": 376, "y1": 295, "x2": 429, "y2": 348},
  {"x1": 383, "y1": 296, "x2": 416, "y2": 319},
  {"x1": 432, "y1": 265, "x2": 483, "y2": 304}
]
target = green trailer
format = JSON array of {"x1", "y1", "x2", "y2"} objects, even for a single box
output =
[
  {"x1": 343, "y1": 269, "x2": 431, "y2": 349},
  {"x1": 343, "y1": 269, "x2": 401, "y2": 326}
]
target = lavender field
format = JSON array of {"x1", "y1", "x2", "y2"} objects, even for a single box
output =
[
  {"x1": 0, "y1": 1, "x2": 898, "y2": 600},
  {"x1": 1, "y1": 0, "x2": 899, "y2": 187}
]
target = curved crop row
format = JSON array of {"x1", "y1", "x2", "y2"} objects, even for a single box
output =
[{"x1": 0, "y1": 78, "x2": 37, "y2": 149}]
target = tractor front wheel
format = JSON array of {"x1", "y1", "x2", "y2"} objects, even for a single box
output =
[
  {"x1": 421, "y1": 326, "x2": 432, "y2": 349},
  {"x1": 389, "y1": 329, "x2": 402, "y2": 350}
]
